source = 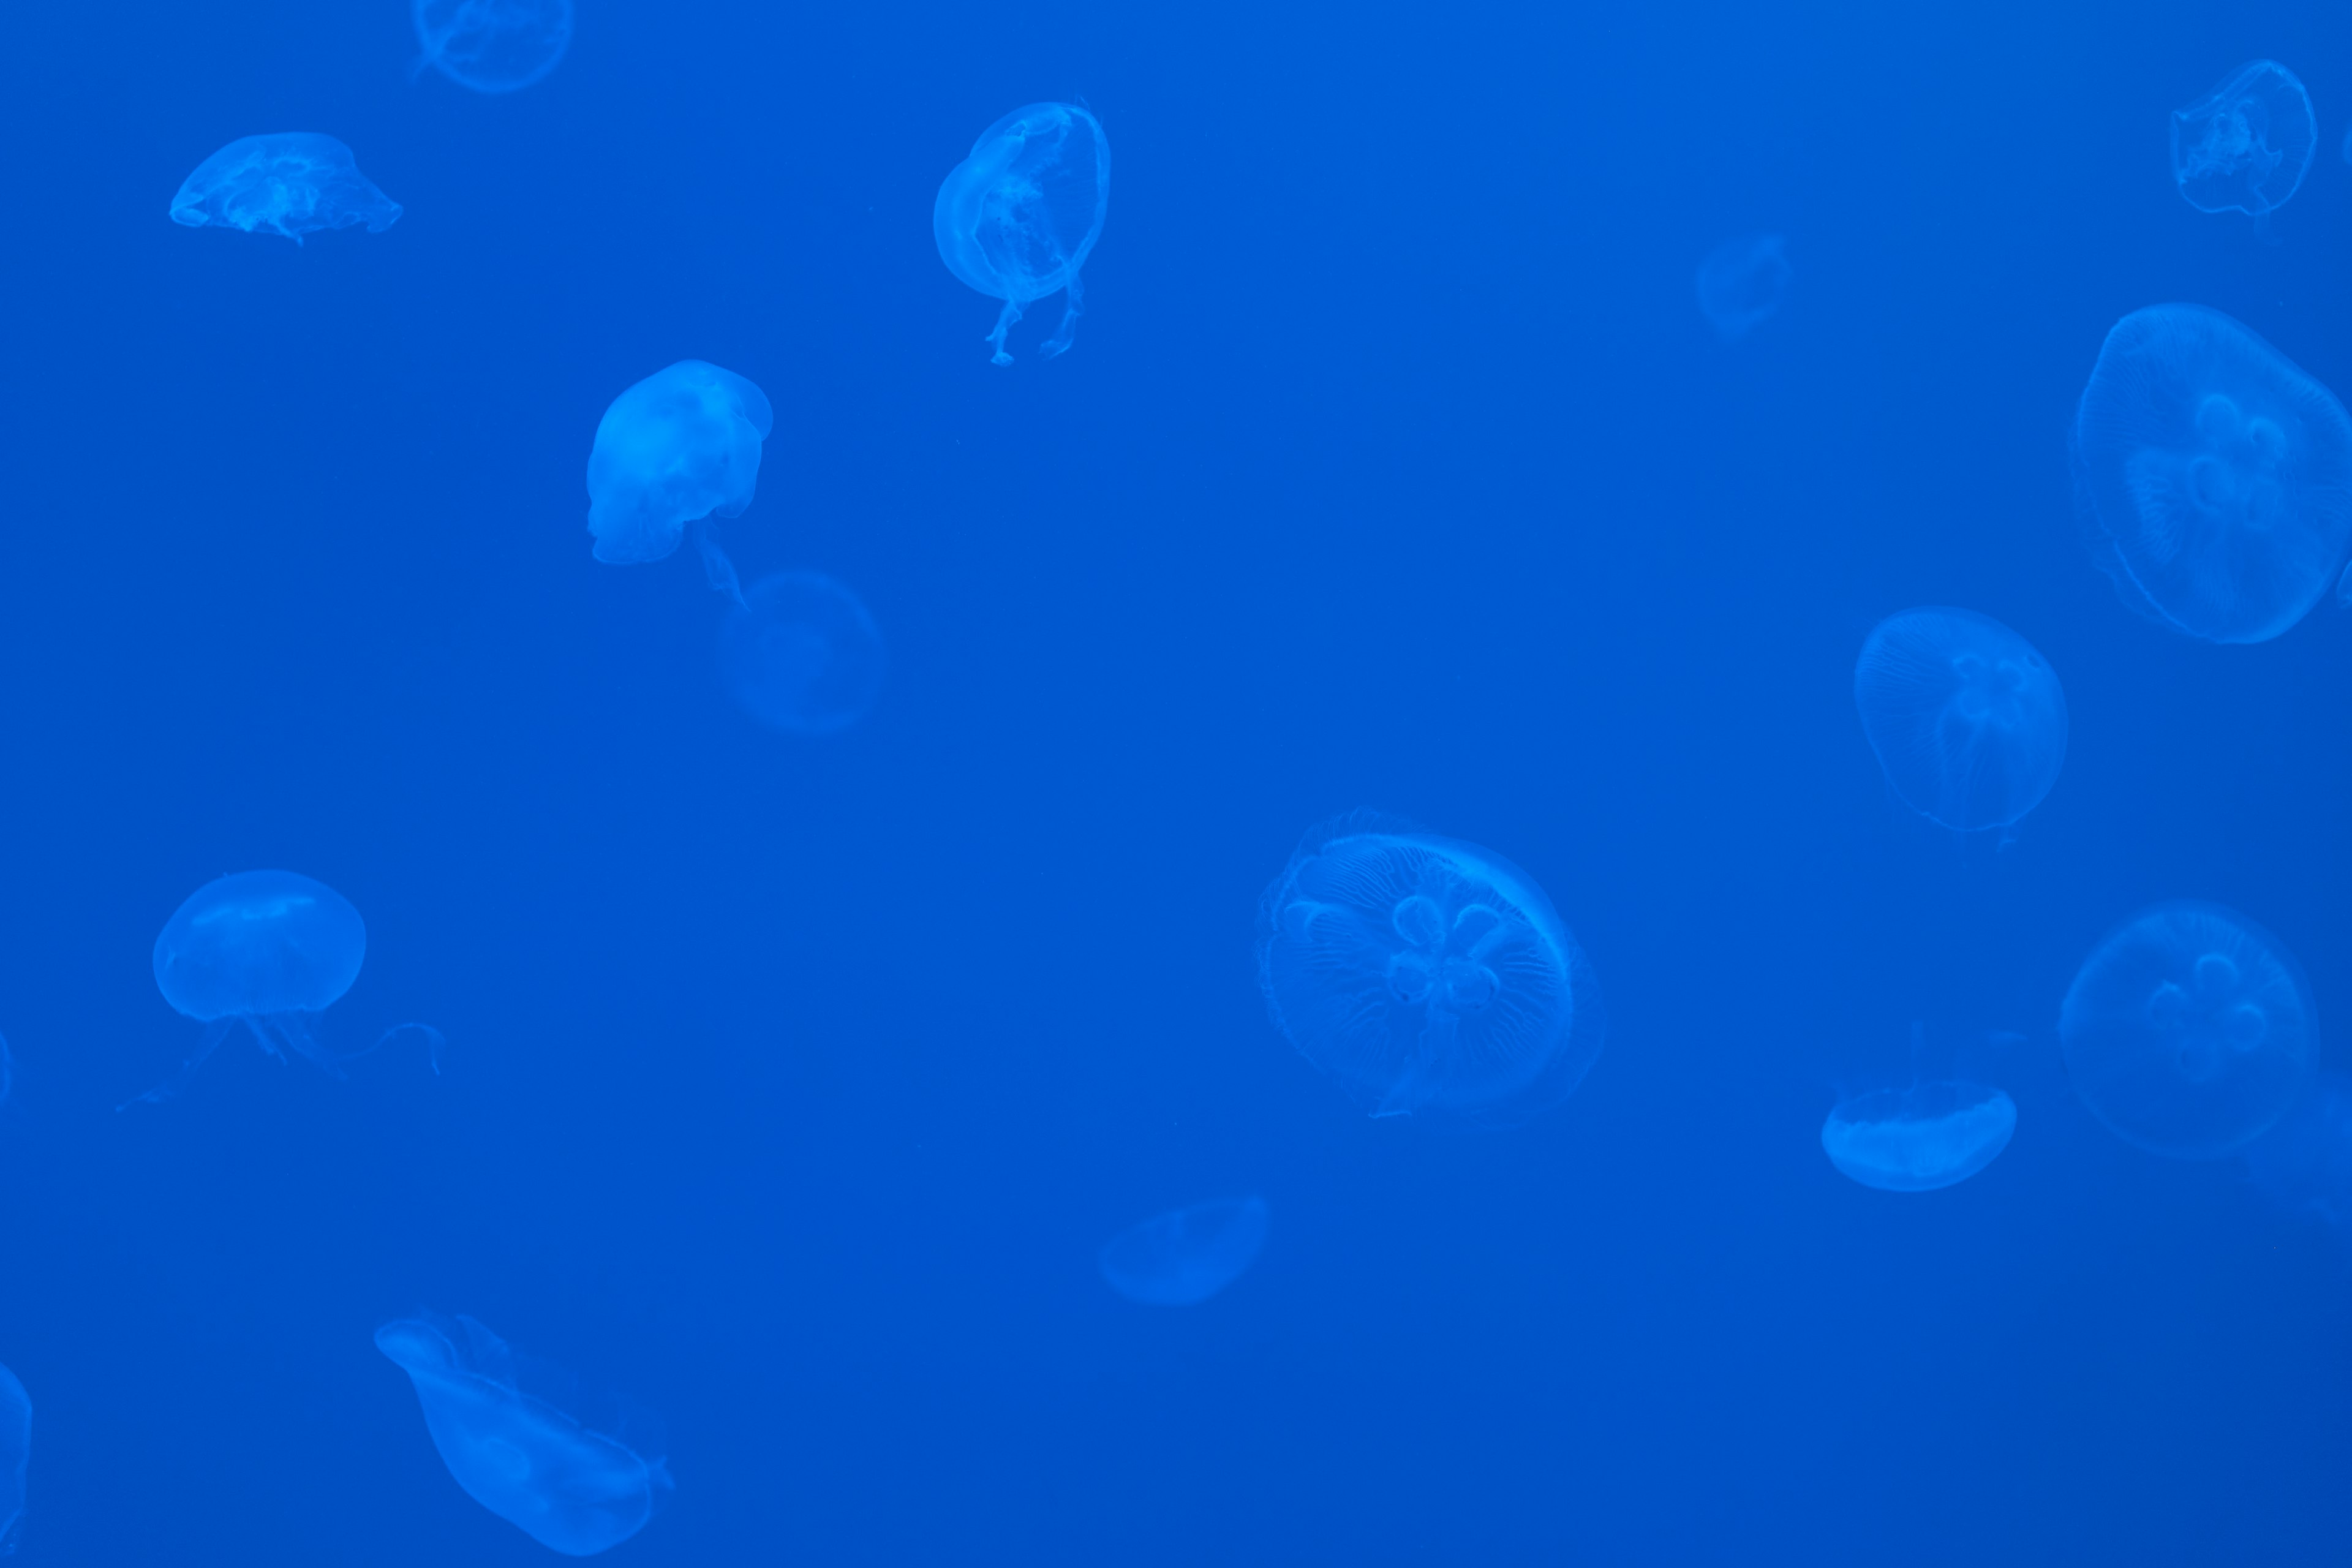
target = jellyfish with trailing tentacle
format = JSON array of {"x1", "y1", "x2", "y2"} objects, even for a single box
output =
[
  {"x1": 2171, "y1": 61, "x2": 2316, "y2": 219},
  {"x1": 169, "y1": 134, "x2": 401, "y2": 244},
  {"x1": 586, "y1": 360, "x2": 772, "y2": 605},
  {"x1": 1099, "y1": 1197, "x2": 1270, "y2": 1306},
  {"x1": 413, "y1": 0, "x2": 571, "y2": 94},
  {"x1": 934, "y1": 102, "x2": 1110, "y2": 364}
]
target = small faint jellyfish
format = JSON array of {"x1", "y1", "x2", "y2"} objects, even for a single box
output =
[
  {"x1": 1099, "y1": 1197, "x2": 1271, "y2": 1306},
  {"x1": 717, "y1": 572, "x2": 886, "y2": 736},
  {"x1": 586, "y1": 360, "x2": 773, "y2": 605},
  {"x1": 413, "y1": 0, "x2": 572, "y2": 94},
  {"x1": 1259, "y1": 812, "x2": 1604, "y2": 1126},
  {"x1": 2074, "y1": 304, "x2": 2352, "y2": 643},
  {"x1": 1853, "y1": 606, "x2": 2067, "y2": 835},
  {"x1": 377, "y1": 1313, "x2": 671, "y2": 1557},
  {"x1": 1694, "y1": 232, "x2": 1791, "y2": 341},
  {"x1": 0, "y1": 1363, "x2": 26, "y2": 1554},
  {"x1": 2060, "y1": 902, "x2": 2316, "y2": 1160},
  {"x1": 934, "y1": 102, "x2": 1110, "y2": 364},
  {"x1": 2241, "y1": 1071, "x2": 2352, "y2": 1232},
  {"x1": 2171, "y1": 61, "x2": 2316, "y2": 219},
  {"x1": 1822, "y1": 1082, "x2": 2016, "y2": 1193},
  {"x1": 169, "y1": 134, "x2": 402, "y2": 244}
]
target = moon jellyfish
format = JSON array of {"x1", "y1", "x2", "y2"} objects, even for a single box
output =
[
  {"x1": 2171, "y1": 61, "x2": 2316, "y2": 219},
  {"x1": 168, "y1": 134, "x2": 402, "y2": 244},
  {"x1": 377, "y1": 1314, "x2": 671, "y2": 1558},
  {"x1": 933, "y1": 102, "x2": 1110, "y2": 365},
  {"x1": 1822, "y1": 1082, "x2": 2016, "y2": 1193},
  {"x1": 2060, "y1": 902, "x2": 2316, "y2": 1160},
  {"x1": 717, "y1": 571, "x2": 886, "y2": 736},
  {"x1": 1852, "y1": 606, "x2": 2067, "y2": 834},
  {"x1": 1099, "y1": 1196, "x2": 1271, "y2": 1306},
  {"x1": 2073, "y1": 304, "x2": 2352, "y2": 644},
  {"x1": 2242, "y1": 1072, "x2": 2352, "y2": 1231},
  {"x1": 413, "y1": 0, "x2": 571, "y2": 93},
  {"x1": 1694, "y1": 232, "x2": 1791, "y2": 341},
  {"x1": 586, "y1": 360, "x2": 772, "y2": 604},
  {"x1": 0, "y1": 1363, "x2": 26, "y2": 1553},
  {"x1": 1258, "y1": 812, "x2": 1604, "y2": 1126}
]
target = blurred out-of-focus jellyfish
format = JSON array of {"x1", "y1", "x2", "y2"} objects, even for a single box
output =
[
  {"x1": 378, "y1": 1314, "x2": 671, "y2": 1558},
  {"x1": 2242, "y1": 1071, "x2": 2352, "y2": 1231},
  {"x1": 586, "y1": 360, "x2": 773, "y2": 603},
  {"x1": 1694, "y1": 232, "x2": 1791, "y2": 341},
  {"x1": 717, "y1": 572, "x2": 886, "y2": 736},
  {"x1": 1852, "y1": 606, "x2": 2067, "y2": 834},
  {"x1": 1099, "y1": 1196, "x2": 1270, "y2": 1306},
  {"x1": 2171, "y1": 61, "x2": 2316, "y2": 218},
  {"x1": 1259, "y1": 812, "x2": 1604, "y2": 1126},
  {"x1": 934, "y1": 103, "x2": 1110, "y2": 364},
  {"x1": 0, "y1": 1363, "x2": 26, "y2": 1553},
  {"x1": 2073, "y1": 304, "x2": 2352, "y2": 643},
  {"x1": 413, "y1": 0, "x2": 571, "y2": 93},
  {"x1": 2060, "y1": 902, "x2": 2316, "y2": 1160},
  {"x1": 1822, "y1": 1082, "x2": 2016, "y2": 1192},
  {"x1": 169, "y1": 134, "x2": 402, "y2": 244}
]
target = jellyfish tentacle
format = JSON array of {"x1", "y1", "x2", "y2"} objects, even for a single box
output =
[
  {"x1": 692, "y1": 521, "x2": 746, "y2": 609},
  {"x1": 986, "y1": 298, "x2": 1023, "y2": 366},
  {"x1": 1037, "y1": 273, "x2": 1085, "y2": 360},
  {"x1": 116, "y1": 1017, "x2": 237, "y2": 1110}
]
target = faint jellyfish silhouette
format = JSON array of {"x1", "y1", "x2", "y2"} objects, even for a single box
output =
[
  {"x1": 2171, "y1": 61, "x2": 2316, "y2": 219},
  {"x1": 717, "y1": 572, "x2": 886, "y2": 736},
  {"x1": 2242, "y1": 1071, "x2": 2352, "y2": 1231},
  {"x1": 1099, "y1": 1196, "x2": 1271, "y2": 1306},
  {"x1": 377, "y1": 1314, "x2": 671, "y2": 1558},
  {"x1": 413, "y1": 0, "x2": 571, "y2": 94},
  {"x1": 934, "y1": 102, "x2": 1110, "y2": 364},
  {"x1": 0, "y1": 1363, "x2": 26, "y2": 1554},
  {"x1": 1822, "y1": 1082, "x2": 2016, "y2": 1193},
  {"x1": 1694, "y1": 232, "x2": 1791, "y2": 341},
  {"x1": 1852, "y1": 606, "x2": 2067, "y2": 834},
  {"x1": 2073, "y1": 304, "x2": 2352, "y2": 644},
  {"x1": 169, "y1": 134, "x2": 402, "y2": 244},
  {"x1": 1259, "y1": 812, "x2": 1604, "y2": 1126},
  {"x1": 2061, "y1": 902, "x2": 2316, "y2": 1160},
  {"x1": 586, "y1": 360, "x2": 773, "y2": 605}
]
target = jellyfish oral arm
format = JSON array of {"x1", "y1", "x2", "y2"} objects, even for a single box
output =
[
  {"x1": 116, "y1": 1017, "x2": 236, "y2": 1109},
  {"x1": 1036, "y1": 273, "x2": 1085, "y2": 360},
  {"x1": 1374, "y1": 1008, "x2": 1458, "y2": 1118},
  {"x1": 986, "y1": 298, "x2": 1025, "y2": 366},
  {"x1": 692, "y1": 521, "x2": 747, "y2": 608}
]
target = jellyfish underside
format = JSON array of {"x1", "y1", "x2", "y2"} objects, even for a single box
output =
[
  {"x1": 1822, "y1": 1082, "x2": 2015, "y2": 1193},
  {"x1": 2146, "y1": 950, "x2": 2269, "y2": 1084}
]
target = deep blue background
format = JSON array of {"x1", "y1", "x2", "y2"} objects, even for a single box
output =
[{"x1": 1, "y1": 0, "x2": 2350, "y2": 1561}]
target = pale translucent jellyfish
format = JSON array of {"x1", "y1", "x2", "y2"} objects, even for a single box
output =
[
  {"x1": 168, "y1": 134, "x2": 402, "y2": 244},
  {"x1": 717, "y1": 572, "x2": 886, "y2": 736},
  {"x1": 0, "y1": 1363, "x2": 27, "y2": 1553},
  {"x1": 2171, "y1": 61, "x2": 2316, "y2": 218},
  {"x1": 2242, "y1": 1072, "x2": 2352, "y2": 1230},
  {"x1": 377, "y1": 1314, "x2": 671, "y2": 1558},
  {"x1": 933, "y1": 102, "x2": 1110, "y2": 364},
  {"x1": 1694, "y1": 232, "x2": 1791, "y2": 341},
  {"x1": 413, "y1": 0, "x2": 571, "y2": 93},
  {"x1": 1853, "y1": 606, "x2": 2067, "y2": 833},
  {"x1": 585, "y1": 360, "x2": 773, "y2": 603},
  {"x1": 1099, "y1": 1197, "x2": 1270, "y2": 1306},
  {"x1": 1822, "y1": 1082, "x2": 2016, "y2": 1192}
]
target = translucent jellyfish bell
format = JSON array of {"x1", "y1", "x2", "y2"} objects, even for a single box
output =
[
  {"x1": 1694, "y1": 232, "x2": 1791, "y2": 341},
  {"x1": 716, "y1": 572, "x2": 886, "y2": 736},
  {"x1": 933, "y1": 102, "x2": 1110, "y2": 365},
  {"x1": 2060, "y1": 902, "x2": 2316, "y2": 1160},
  {"x1": 1099, "y1": 1197, "x2": 1270, "y2": 1306},
  {"x1": 1258, "y1": 812, "x2": 1604, "y2": 1126},
  {"x1": 585, "y1": 361, "x2": 773, "y2": 602},
  {"x1": 2171, "y1": 61, "x2": 2316, "y2": 219},
  {"x1": 1853, "y1": 606, "x2": 2067, "y2": 834},
  {"x1": 2073, "y1": 304, "x2": 2352, "y2": 644},
  {"x1": 1822, "y1": 1082, "x2": 2016, "y2": 1193},
  {"x1": 413, "y1": 0, "x2": 572, "y2": 94},
  {"x1": 168, "y1": 134, "x2": 402, "y2": 245}
]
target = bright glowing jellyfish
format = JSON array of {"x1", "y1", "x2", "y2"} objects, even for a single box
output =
[
  {"x1": 1099, "y1": 1196, "x2": 1270, "y2": 1306},
  {"x1": 1822, "y1": 1082, "x2": 2016, "y2": 1192},
  {"x1": 2074, "y1": 304, "x2": 2352, "y2": 643},
  {"x1": 934, "y1": 102, "x2": 1110, "y2": 364},
  {"x1": 2171, "y1": 61, "x2": 2316, "y2": 218},
  {"x1": 1694, "y1": 232, "x2": 1790, "y2": 341},
  {"x1": 586, "y1": 360, "x2": 772, "y2": 603},
  {"x1": 413, "y1": 0, "x2": 571, "y2": 93},
  {"x1": 169, "y1": 134, "x2": 402, "y2": 244},
  {"x1": 2060, "y1": 902, "x2": 2316, "y2": 1160},
  {"x1": 1258, "y1": 812, "x2": 1603, "y2": 1126},
  {"x1": 377, "y1": 1314, "x2": 671, "y2": 1558},
  {"x1": 1853, "y1": 606, "x2": 2067, "y2": 833},
  {"x1": 717, "y1": 572, "x2": 886, "y2": 736}
]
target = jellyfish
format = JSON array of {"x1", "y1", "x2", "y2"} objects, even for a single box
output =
[
  {"x1": 933, "y1": 102, "x2": 1110, "y2": 365},
  {"x1": 413, "y1": 0, "x2": 571, "y2": 94},
  {"x1": 1852, "y1": 606, "x2": 2067, "y2": 834},
  {"x1": 377, "y1": 1314, "x2": 671, "y2": 1558},
  {"x1": 168, "y1": 134, "x2": 402, "y2": 244},
  {"x1": 1822, "y1": 1082, "x2": 2016, "y2": 1193},
  {"x1": 1257, "y1": 812, "x2": 1604, "y2": 1126},
  {"x1": 0, "y1": 1363, "x2": 26, "y2": 1553},
  {"x1": 2073, "y1": 304, "x2": 2352, "y2": 644},
  {"x1": 717, "y1": 572, "x2": 886, "y2": 736},
  {"x1": 586, "y1": 360, "x2": 772, "y2": 604},
  {"x1": 2171, "y1": 61, "x2": 2316, "y2": 219},
  {"x1": 1099, "y1": 1196, "x2": 1270, "y2": 1306},
  {"x1": 2242, "y1": 1072, "x2": 2352, "y2": 1231},
  {"x1": 2060, "y1": 902, "x2": 2316, "y2": 1161},
  {"x1": 1694, "y1": 232, "x2": 1791, "y2": 341}
]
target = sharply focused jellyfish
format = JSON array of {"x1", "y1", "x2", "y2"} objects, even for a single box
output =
[
  {"x1": 2171, "y1": 61, "x2": 2316, "y2": 219},
  {"x1": 169, "y1": 134, "x2": 402, "y2": 244},
  {"x1": 1822, "y1": 1082, "x2": 2016, "y2": 1192},
  {"x1": 0, "y1": 1363, "x2": 26, "y2": 1553},
  {"x1": 1099, "y1": 1196, "x2": 1271, "y2": 1306},
  {"x1": 586, "y1": 360, "x2": 772, "y2": 603},
  {"x1": 2060, "y1": 902, "x2": 2316, "y2": 1160},
  {"x1": 377, "y1": 1314, "x2": 671, "y2": 1557},
  {"x1": 2073, "y1": 304, "x2": 2352, "y2": 643},
  {"x1": 1258, "y1": 812, "x2": 1604, "y2": 1126},
  {"x1": 413, "y1": 0, "x2": 572, "y2": 93},
  {"x1": 2242, "y1": 1072, "x2": 2352, "y2": 1231},
  {"x1": 1852, "y1": 606, "x2": 2067, "y2": 834},
  {"x1": 933, "y1": 102, "x2": 1110, "y2": 364},
  {"x1": 1694, "y1": 232, "x2": 1791, "y2": 341},
  {"x1": 717, "y1": 572, "x2": 886, "y2": 736}
]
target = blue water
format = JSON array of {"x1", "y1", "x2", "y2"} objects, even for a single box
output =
[{"x1": 2, "y1": 0, "x2": 2351, "y2": 1561}]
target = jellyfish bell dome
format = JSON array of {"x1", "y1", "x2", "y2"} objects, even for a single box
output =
[
  {"x1": 1853, "y1": 606, "x2": 2068, "y2": 834},
  {"x1": 933, "y1": 102, "x2": 1110, "y2": 364},
  {"x1": 153, "y1": 870, "x2": 367, "y2": 1023},
  {"x1": 1821, "y1": 1081, "x2": 2017, "y2": 1193}
]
